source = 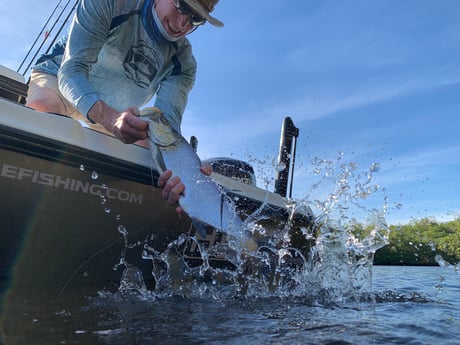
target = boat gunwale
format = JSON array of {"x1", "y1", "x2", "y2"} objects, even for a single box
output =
[{"x1": 0, "y1": 98, "x2": 314, "y2": 219}]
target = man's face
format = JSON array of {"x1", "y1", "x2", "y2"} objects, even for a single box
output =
[{"x1": 155, "y1": 0, "x2": 203, "y2": 38}]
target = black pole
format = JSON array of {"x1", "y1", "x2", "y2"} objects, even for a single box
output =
[
  {"x1": 288, "y1": 133, "x2": 298, "y2": 198},
  {"x1": 42, "y1": 0, "x2": 79, "y2": 56},
  {"x1": 23, "y1": 0, "x2": 76, "y2": 76},
  {"x1": 190, "y1": 136, "x2": 198, "y2": 152},
  {"x1": 274, "y1": 117, "x2": 299, "y2": 197},
  {"x1": 17, "y1": 0, "x2": 65, "y2": 74}
]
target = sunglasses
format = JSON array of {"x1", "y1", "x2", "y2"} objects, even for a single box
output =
[{"x1": 172, "y1": 0, "x2": 206, "y2": 26}]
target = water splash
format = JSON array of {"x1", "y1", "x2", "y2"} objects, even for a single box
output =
[
  {"x1": 90, "y1": 153, "x2": 391, "y2": 305},
  {"x1": 301, "y1": 155, "x2": 390, "y2": 302},
  {"x1": 118, "y1": 263, "x2": 148, "y2": 296}
]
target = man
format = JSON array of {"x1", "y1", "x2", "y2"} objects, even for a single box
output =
[{"x1": 26, "y1": 0, "x2": 222, "y2": 211}]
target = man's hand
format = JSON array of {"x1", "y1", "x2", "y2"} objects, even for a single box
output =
[
  {"x1": 158, "y1": 165, "x2": 212, "y2": 214},
  {"x1": 112, "y1": 107, "x2": 149, "y2": 144},
  {"x1": 88, "y1": 101, "x2": 148, "y2": 144}
]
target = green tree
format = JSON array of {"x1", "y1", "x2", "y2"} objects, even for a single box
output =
[{"x1": 373, "y1": 217, "x2": 460, "y2": 265}]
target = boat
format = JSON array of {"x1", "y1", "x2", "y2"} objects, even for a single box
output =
[{"x1": 0, "y1": 65, "x2": 315, "y2": 301}]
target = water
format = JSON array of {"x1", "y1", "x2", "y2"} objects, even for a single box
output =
[
  {"x1": 1, "y1": 265, "x2": 459, "y2": 344},
  {"x1": 2, "y1": 157, "x2": 459, "y2": 344}
]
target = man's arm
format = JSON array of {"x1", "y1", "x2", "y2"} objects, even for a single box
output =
[
  {"x1": 154, "y1": 41, "x2": 197, "y2": 133},
  {"x1": 58, "y1": 0, "x2": 148, "y2": 143},
  {"x1": 57, "y1": 0, "x2": 113, "y2": 119}
]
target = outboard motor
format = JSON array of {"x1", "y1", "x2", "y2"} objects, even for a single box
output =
[
  {"x1": 274, "y1": 117, "x2": 299, "y2": 198},
  {"x1": 203, "y1": 157, "x2": 257, "y2": 187}
]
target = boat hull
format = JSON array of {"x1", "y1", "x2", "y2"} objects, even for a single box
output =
[
  {"x1": 0, "y1": 137, "x2": 191, "y2": 297},
  {"x1": 0, "y1": 99, "x2": 315, "y2": 299}
]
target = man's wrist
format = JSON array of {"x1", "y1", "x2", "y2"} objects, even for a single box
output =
[
  {"x1": 88, "y1": 100, "x2": 116, "y2": 132},
  {"x1": 87, "y1": 100, "x2": 102, "y2": 124}
]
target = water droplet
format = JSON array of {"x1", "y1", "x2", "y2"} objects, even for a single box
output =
[
  {"x1": 118, "y1": 225, "x2": 128, "y2": 235},
  {"x1": 116, "y1": 214, "x2": 121, "y2": 221},
  {"x1": 337, "y1": 152, "x2": 344, "y2": 160},
  {"x1": 79, "y1": 165, "x2": 85, "y2": 171},
  {"x1": 370, "y1": 163, "x2": 381, "y2": 173},
  {"x1": 276, "y1": 163, "x2": 286, "y2": 172},
  {"x1": 91, "y1": 171, "x2": 98, "y2": 180},
  {"x1": 104, "y1": 207, "x2": 111, "y2": 213}
]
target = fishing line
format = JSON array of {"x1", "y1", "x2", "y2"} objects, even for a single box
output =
[
  {"x1": 17, "y1": 0, "x2": 65, "y2": 74},
  {"x1": 60, "y1": 215, "x2": 157, "y2": 294}
]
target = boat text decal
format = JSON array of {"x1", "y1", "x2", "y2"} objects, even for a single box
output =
[{"x1": 1, "y1": 163, "x2": 143, "y2": 205}]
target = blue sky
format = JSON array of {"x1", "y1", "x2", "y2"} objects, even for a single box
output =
[{"x1": 1, "y1": 0, "x2": 459, "y2": 225}]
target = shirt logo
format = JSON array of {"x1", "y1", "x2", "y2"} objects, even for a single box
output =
[{"x1": 123, "y1": 40, "x2": 159, "y2": 88}]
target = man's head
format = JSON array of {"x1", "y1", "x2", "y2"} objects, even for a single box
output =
[{"x1": 155, "y1": 0, "x2": 223, "y2": 41}]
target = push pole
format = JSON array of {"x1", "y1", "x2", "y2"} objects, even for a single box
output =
[{"x1": 274, "y1": 117, "x2": 299, "y2": 198}]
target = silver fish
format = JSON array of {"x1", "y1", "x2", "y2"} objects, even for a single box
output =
[{"x1": 141, "y1": 108, "x2": 243, "y2": 237}]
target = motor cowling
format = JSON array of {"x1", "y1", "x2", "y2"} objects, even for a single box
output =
[{"x1": 203, "y1": 157, "x2": 256, "y2": 187}]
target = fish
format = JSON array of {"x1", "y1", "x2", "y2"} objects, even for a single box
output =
[{"x1": 141, "y1": 107, "x2": 243, "y2": 237}]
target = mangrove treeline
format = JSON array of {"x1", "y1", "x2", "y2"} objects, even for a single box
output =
[{"x1": 373, "y1": 217, "x2": 460, "y2": 266}]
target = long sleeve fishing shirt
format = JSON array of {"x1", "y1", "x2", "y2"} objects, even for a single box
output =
[{"x1": 32, "y1": 0, "x2": 196, "y2": 132}]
